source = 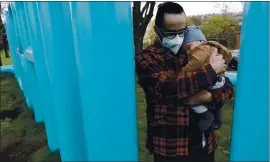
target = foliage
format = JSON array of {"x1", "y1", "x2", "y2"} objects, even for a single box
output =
[
  {"x1": 201, "y1": 15, "x2": 240, "y2": 38},
  {"x1": 200, "y1": 14, "x2": 240, "y2": 48},
  {"x1": 143, "y1": 19, "x2": 157, "y2": 48},
  {"x1": 1, "y1": 50, "x2": 11, "y2": 65},
  {"x1": 191, "y1": 16, "x2": 203, "y2": 26},
  {"x1": 0, "y1": 2, "x2": 10, "y2": 62},
  {"x1": 186, "y1": 17, "x2": 194, "y2": 26}
]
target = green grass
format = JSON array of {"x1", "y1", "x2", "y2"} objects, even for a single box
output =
[
  {"x1": 0, "y1": 54, "x2": 57, "y2": 161},
  {"x1": 1, "y1": 50, "x2": 12, "y2": 65},
  {"x1": 1, "y1": 54, "x2": 234, "y2": 162},
  {"x1": 0, "y1": 73, "x2": 50, "y2": 161}
]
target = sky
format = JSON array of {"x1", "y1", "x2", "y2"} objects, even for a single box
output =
[{"x1": 150, "y1": 2, "x2": 244, "y2": 16}]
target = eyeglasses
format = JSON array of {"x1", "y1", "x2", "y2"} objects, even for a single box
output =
[{"x1": 155, "y1": 26, "x2": 188, "y2": 39}]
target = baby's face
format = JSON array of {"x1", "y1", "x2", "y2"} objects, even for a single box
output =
[{"x1": 184, "y1": 41, "x2": 202, "y2": 56}]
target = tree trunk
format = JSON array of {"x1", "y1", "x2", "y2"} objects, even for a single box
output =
[
  {"x1": 3, "y1": 34, "x2": 9, "y2": 58},
  {"x1": 132, "y1": 2, "x2": 155, "y2": 55},
  {"x1": 134, "y1": 35, "x2": 143, "y2": 55},
  {"x1": 0, "y1": 3, "x2": 9, "y2": 58},
  {"x1": 0, "y1": 54, "x2": 2, "y2": 66}
]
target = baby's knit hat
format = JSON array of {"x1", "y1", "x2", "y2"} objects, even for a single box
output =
[{"x1": 183, "y1": 26, "x2": 206, "y2": 44}]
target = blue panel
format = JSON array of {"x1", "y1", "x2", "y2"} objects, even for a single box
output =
[
  {"x1": 230, "y1": 2, "x2": 269, "y2": 161},
  {"x1": 4, "y1": 10, "x2": 22, "y2": 79},
  {"x1": 225, "y1": 71, "x2": 237, "y2": 86},
  {"x1": 23, "y1": 2, "x2": 59, "y2": 151},
  {"x1": 9, "y1": 3, "x2": 30, "y2": 102},
  {"x1": 0, "y1": 65, "x2": 14, "y2": 73},
  {"x1": 13, "y1": 2, "x2": 30, "y2": 50},
  {"x1": 37, "y1": 2, "x2": 87, "y2": 161},
  {"x1": 14, "y1": 2, "x2": 41, "y2": 121},
  {"x1": 70, "y1": 2, "x2": 138, "y2": 161},
  {"x1": 9, "y1": 2, "x2": 23, "y2": 53},
  {"x1": 11, "y1": 2, "x2": 33, "y2": 109}
]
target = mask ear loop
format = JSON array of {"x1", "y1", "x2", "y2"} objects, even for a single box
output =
[
  {"x1": 184, "y1": 27, "x2": 189, "y2": 37},
  {"x1": 154, "y1": 25, "x2": 165, "y2": 47}
]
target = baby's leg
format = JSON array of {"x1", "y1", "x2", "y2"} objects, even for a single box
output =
[
  {"x1": 198, "y1": 110, "x2": 215, "y2": 132},
  {"x1": 213, "y1": 109, "x2": 223, "y2": 130}
]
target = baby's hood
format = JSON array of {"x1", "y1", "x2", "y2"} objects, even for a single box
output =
[{"x1": 201, "y1": 41, "x2": 233, "y2": 65}]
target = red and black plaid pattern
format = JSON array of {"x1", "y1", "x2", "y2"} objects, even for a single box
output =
[{"x1": 136, "y1": 43, "x2": 234, "y2": 157}]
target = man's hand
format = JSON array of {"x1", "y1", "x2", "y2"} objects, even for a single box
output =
[{"x1": 209, "y1": 47, "x2": 226, "y2": 74}]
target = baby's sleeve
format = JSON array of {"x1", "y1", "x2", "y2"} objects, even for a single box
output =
[{"x1": 181, "y1": 45, "x2": 212, "y2": 72}]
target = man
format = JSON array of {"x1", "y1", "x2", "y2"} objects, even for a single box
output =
[{"x1": 135, "y1": 2, "x2": 234, "y2": 162}]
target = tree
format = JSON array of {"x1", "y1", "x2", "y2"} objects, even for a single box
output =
[
  {"x1": 201, "y1": 15, "x2": 240, "y2": 48},
  {"x1": 191, "y1": 16, "x2": 203, "y2": 26},
  {"x1": 0, "y1": 2, "x2": 9, "y2": 59},
  {"x1": 186, "y1": 17, "x2": 194, "y2": 26},
  {"x1": 133, "y1": 2, "x2": 155, "y2": 54},
  {"x1": 214, "y1": 2, "x2": 230, "y2": 15}
]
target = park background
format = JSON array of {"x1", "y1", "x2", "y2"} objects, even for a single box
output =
[{"x1": 0, "y1": 2, "x2": 240, "y2": 161}]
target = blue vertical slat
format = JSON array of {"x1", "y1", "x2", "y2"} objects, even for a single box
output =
[
  {"x1": 15, "y1": 2, "x2": 41, "y2": 122},
  {"x1": 24, "y1": 2, "x2": 59, "y2": 151},
  {"x1": 37, "y1": 2, "x2": 87, "y2": 161},
  {"x1": 230, "y1": 2, "x2": 269, "y2": 161},
  {"x1": 12, "y1": 2, "x2": 33, "y2": 108},
  {"x1": 4, "y1": 10, "x2": 21, "y2": 80},
  {"x1": 13, "y1": 2, "x2": 31, "y2": 50},
  {"x1": 23, "y1": 1, "x2": 59, "y2": 151},
  {"x1": 70, "y1": 2, "x2": 138, "y2": 161},
  {"x1": 9, "y1": 2, "x2": 30, "y2": 105}
]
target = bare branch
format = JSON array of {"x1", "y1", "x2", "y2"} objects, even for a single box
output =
[
  {"x1": 132, "y1": 1, "x2": 156, "y2": 53},
  {"x1": 141, "y1": 2, "x2": 155, "y2": 27},
  {"x1": 141, "y1": 2, "x2": 149, "y2": 17}
]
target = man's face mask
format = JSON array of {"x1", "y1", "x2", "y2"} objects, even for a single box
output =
[
  {"x1": 162, "y1": 35, "x2": 184, "y2": 54},
  {"x1": 155, "y1": 26, "x2": 187, "y2": 54}
]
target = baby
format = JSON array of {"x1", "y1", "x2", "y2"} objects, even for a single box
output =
[{"x1": 181, "y1": 26, "x2": 232, "y2": 147}]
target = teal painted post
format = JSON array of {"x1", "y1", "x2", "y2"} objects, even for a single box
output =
[
  {"x1": 230, "y1": 2, "x2": 269, "y2": 161},
  {"x1": 37, "y1": 2, "x2": 87, "y2": 161},
  {"x1": 70, "y1": 2, "x2": 138, "y2": 161}
]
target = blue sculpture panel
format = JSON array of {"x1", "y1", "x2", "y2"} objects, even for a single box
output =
[
  {"x1": 23, "y1": 2, "x2": 59, "y2": 151},
  {"x1": 37, "y1": 2, "x2": 87, "y2": 161},
  {"x1": 70, "y1": 2, "x2": 138, "y2": 161},
  {"x1": 230, "y1": 2, "x2": 269, "y2": 161}
]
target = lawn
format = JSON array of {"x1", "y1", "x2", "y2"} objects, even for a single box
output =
[{"x1": 0, "y1": 52, "x2": 234, "y2": 162}]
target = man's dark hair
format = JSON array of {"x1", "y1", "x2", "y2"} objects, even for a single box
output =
[{"x1": 155, "y1": 2, "x2": 185, "y2": 28}]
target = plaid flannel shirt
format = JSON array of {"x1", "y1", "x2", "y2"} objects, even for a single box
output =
[{"x1": 135, "y1": 43, "x2": 234, "y2": 157}]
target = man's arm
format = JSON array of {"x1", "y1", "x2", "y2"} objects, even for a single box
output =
[{"x1": 135, "y1": 52, "x2": 218, "y2": 100}]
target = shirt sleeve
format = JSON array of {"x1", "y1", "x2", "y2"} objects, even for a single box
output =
[
  {"x1": 181, "y1": 45, "x2": 212, "y2": 72},
  {"x1": 207, "y1": 76, "x2": 234, "y2": 109},
  {"x1": 135, "y1": 52, "x2": 218, "y2": 100}
]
